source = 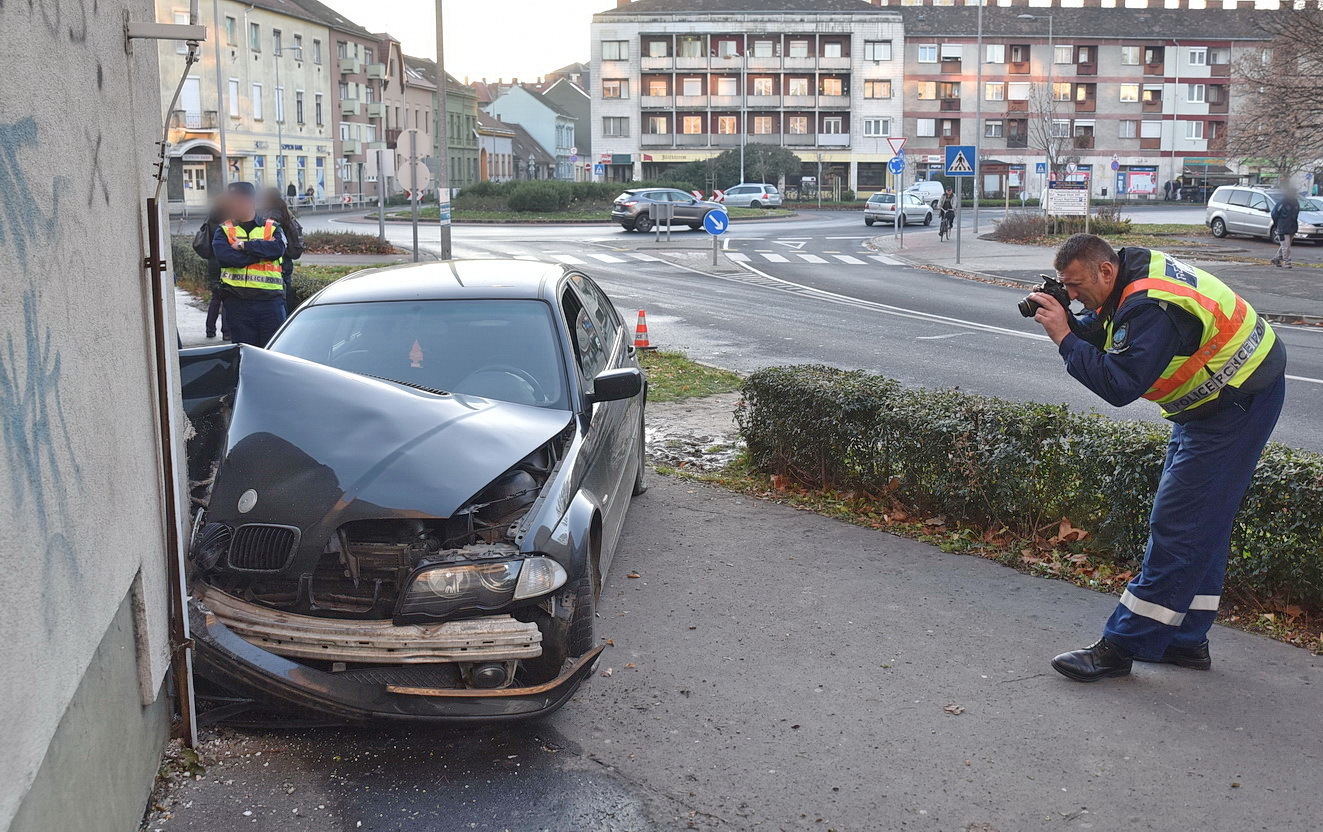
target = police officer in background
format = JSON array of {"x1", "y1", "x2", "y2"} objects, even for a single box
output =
[
  {"x1": 211, "y1": 181, "x2": 287, "y2": 347},
  {"x1": 1029, "y1": 233, "x2": 1286, "y2": 682}
]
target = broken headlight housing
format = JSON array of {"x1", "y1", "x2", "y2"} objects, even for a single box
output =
[{"x1": 395, "y1": 556, "x2": 567, "y2": 622}]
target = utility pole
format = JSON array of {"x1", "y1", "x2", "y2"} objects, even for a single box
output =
[
  {"x1": 973, "y1": 0, "x2": 983, "y2": 232},
  {"x1": 434, "y1": 0, "x2": 452, "y2": 259},
  {"x1": 212, "y1": 0, "x2": 230, "y2": 184}
]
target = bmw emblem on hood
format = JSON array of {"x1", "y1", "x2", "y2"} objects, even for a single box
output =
[{"x1": 237, "y1": 489, "x2": 259, "y2": 513}]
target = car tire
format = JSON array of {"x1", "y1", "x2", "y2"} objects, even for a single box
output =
[
  {"x1": 634, "y1": 213, "x2": 653, "y2": 233},
  {"x1": 632, "y1": 408, "x2": 647, "y2": 496},
  {"x1": 621, "y1": 224, "x2": 634, "y2": 232},
  {"x1": 519, "y1": 573, "x2": 595, "y2": 684},
  {"x1": 923, "y1": 212, "x2": 933, "y2": 226},
  {"x1": 751, "y1": 200, "x2": 762, "y2": 209},
  {"x1": 1210, "y1": 217, "x2": 1227, "y2": 238},
  {"x1": 865, "y1": 218, "x2": 875, "y2": 227},
  {"x1": 1268, "y1": 224, "x2": 1278, "y2": 243},
  {"x1": 931, "y1": 200, "x2": 940, "y2": 211}
]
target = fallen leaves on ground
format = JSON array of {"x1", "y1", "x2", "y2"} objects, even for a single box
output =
[{"x1": 943, "y1": 704, "x2": 965, "y2": 716}]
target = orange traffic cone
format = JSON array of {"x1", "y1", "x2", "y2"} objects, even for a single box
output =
[{"x1": 633, "y1": 310, "x2": 655, "y2": 350}]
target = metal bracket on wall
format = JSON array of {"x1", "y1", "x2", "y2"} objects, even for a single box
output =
[{"x1": 125, "y1": 21, "x2": 207, "y2": 43}]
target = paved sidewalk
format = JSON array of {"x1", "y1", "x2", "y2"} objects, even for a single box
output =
[{"x1": 875, "y1": 229, "x2": 1323, "y2": 320}]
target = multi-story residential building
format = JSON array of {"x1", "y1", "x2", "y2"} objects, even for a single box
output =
[
  {"x1": 590, "y1": 0, "x2": 905, "y2": 192},
  {"x1": 477, "y1": 112, "x2": 518, "y2": 182},
  {"x1": 539, "y1": 77, "x2": 593, "y2": 177},
  {"x1": 405, "y1": 56, "x2": 481, "y2": 192},
  {"x1": 895, "y1": 0, "x2": 1271, "y2": 200},
  {"x1": 156, "y1": 0, "x2": 337, "y2": 207},
  {"x1": 487, "y1": 85, "x2": 580, "y2": 181}
]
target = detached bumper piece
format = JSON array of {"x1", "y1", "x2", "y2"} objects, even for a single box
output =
[{"x1": 190, "y1": 595, "x2": 603, "y2": 723}]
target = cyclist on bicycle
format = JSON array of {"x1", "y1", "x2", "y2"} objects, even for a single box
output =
[{"x1": 939, "y1": 189, "x2": 956, "y2": 240}]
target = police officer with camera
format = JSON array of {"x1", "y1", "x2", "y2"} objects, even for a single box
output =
[{"x1": 1027, "y1": 234, "x2": 1285, "y2": 682}]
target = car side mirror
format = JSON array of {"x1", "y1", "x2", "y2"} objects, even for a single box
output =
[{"x1": 587, "y1": 367, "x2": 644, "y2": 403}]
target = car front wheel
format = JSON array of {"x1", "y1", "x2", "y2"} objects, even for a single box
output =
[
  {"x1": 518, "y1": 573, "x2": 595, "y2": 685},
  {"x1": 923, "y1": 212, "x2": 933, "y2": 226},
  {"x1": 634, "y1": 213, "x2": 654, "y2": 233},
  {"x1": 1210, "y1": 217, "x2": 1227, "y2": 238}
]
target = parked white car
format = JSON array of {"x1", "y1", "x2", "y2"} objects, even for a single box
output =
[
  {"x1": 864, "y1": 192, "x2": 934, "y2": 227},
  {"x1": 723, "y1": 183, "x2": 783, "y2": 208}
]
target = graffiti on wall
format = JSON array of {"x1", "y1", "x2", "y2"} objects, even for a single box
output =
[{"x1": 0, "y1": 118, "x2": 61, "y2": 267}]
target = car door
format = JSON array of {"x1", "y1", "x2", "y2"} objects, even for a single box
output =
[
  {"x1": 1224, "y1": 189, "x2": 1251, "y2": 234},
  {"x1": 1246, "y1": 192, "x2": 1272, "y2": 237},
  {"x1": 905, "y1": 193, "x2": 925, "y2": 223},
  {"x1": 671, "y1": 191, "x2": 704, "y2": 222}
]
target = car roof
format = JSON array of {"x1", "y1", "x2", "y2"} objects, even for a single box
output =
[{"x1": 305, "y1": 259, "x2": 569, "y2": 305}]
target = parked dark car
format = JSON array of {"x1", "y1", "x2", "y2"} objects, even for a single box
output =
[
  {"x1": 611, "y1": 187, "x2": 724, "y2": 232},
  {"x1": 181, "y1": 260, "x2": 646, "y2": 722}
]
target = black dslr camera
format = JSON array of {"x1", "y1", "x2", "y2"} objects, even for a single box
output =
[{"x1": 1017, "y1": 274, "x2": 1072, "y2": 318}]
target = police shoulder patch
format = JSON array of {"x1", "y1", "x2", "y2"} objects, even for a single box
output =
[{"x1": 1108, "y1": 322, "x2": 1131, "y2": 353}]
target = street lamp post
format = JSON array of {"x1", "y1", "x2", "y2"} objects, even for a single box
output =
[
  {"x1": 1018, "y1": 12, "x2": 1054, "y2": 199},
  {"x1": 434, "y1": 0, "x2": 452, "y2": 259},
  {"x1": 212, "y1": 0, "x2": 230, "y2": 184},
  {"x1": 740, "y1": 45, "x2": 747, "y2": 184},
  {"x1": 973, "y1": 0, "x2": 983, "y2": 232}
]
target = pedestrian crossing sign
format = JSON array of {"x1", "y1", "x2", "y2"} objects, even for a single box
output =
[{"x1": 945, "y1": 145, "x2": 976, "y2": 177}]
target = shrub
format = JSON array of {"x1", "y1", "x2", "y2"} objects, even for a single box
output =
[
  {"x1": 507, "y1": 180, "x2": 573, "y2": 212},
  {"x1": 989, "y1": 211, "x2": 1049, "y2": 243},
  {"x1": 171, "y1": 235, "x2": 210, "y2": 295},
  {"x1": 302, "y1": 231, "x2": 397, "y2": 255},
  {"x1": 738, "y1": 365, "x2": 1323, "y2": 606}
]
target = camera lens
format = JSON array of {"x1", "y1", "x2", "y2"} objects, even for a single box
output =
[{"x1": 1017, "y1": 297, "x2": 1039, "y2": 317}]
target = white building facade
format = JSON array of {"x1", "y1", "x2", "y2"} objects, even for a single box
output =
[{"x1": 590, "y1": 0, "x2": 905, "y2": 193}]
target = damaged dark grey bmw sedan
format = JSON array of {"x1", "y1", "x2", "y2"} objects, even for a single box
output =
[{"x1": 180, "y1": 260, "x2": 646, "y2": 722}]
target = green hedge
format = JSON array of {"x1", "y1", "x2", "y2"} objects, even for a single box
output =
[{"x1": 737, "y1": 365, "x2": 1323, "y2": 606}]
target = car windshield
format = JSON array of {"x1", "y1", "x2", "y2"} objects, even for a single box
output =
[
  {"x1": 269, "y1": 299, "x2": 569, "y2": 410},
  {"x1": 1300, "y1": 198, "x2": 1323, "y2": 212}
]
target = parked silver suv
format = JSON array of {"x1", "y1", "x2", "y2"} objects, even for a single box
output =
[
  {"x1": 611, "y1": 188, "x2": 724, "y2": 233},
  {"x1": 722, "y1": 183, "x2": 783, "y2": 208},
  {"x1": 1205, "y1": 185, "x2": 1323, "y2": 242}
]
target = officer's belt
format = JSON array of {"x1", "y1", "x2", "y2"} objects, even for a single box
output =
[{"x1": 1163, "y1": 316, "x2": 1267, "y2": 414}]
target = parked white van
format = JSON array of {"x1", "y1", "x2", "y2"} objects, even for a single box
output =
[{"x1": 906, "y1": 180, "x2": 946, "y2": 209}]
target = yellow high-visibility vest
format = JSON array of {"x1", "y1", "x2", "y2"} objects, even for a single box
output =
[{"x1": 219, "y1": 220, "x2": 284, "y2": 293}]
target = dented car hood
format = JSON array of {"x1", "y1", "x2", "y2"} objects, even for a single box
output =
[{"x1": 196, "y1": 346, "x2": 571, "y2": 539}]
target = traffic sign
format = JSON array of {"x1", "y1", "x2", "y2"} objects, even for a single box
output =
[
  {"x1": 397, "y1": 160, "x2": 432, "y2": 192},
  {"x1": 944, "y1": 145, "x2": 975, "y2": 177},
  {"x1": 702, "y1": 209, "x2": 729, "y2": 235},
  {"x1": 570, "y1": 146, "x2": 578, "y2": 155},
  {"x1": 1066, "y1": 162, "x2": 1079, "y2": 174},
  {"x1": 570, "y1": 154, "x2": 578, "y2": 163},
  {"x1": 690, "y1": 189, "x2": 704, "y2": 200},
  {"x1": 1111, "y1": 160, "x2": 1120, "y2": 171},
  {"x1": 593, "y1": 163, "x2": 606, "y2": 175},
  {"x1": 1035, "y1": 162, "x2": 1047, "y2": 174},
  {"x1": 887, "y1": 137, "x2": 907, "y2": 155},
  {"x1": 712, "y1": 189, "x2": 726, "y2": 203},
  {"x1": 888, "y1": 156, "x2": 905, "y2": 175}
]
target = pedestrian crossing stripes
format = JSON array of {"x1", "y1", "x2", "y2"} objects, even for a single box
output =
[
  {"x1": 726, "y1": 251, "x2": 908, "y2": 267},
  {"x1": 796, "y1": 254, "x2": 828, "y2": 264},
  {"x1": 465, "y1": 248, "x2": 907, "y2": 268},
  {"x1": 833, "y1": 255, "x2": 866, "y2": 265}
]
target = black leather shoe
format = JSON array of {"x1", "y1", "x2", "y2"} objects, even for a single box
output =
[
  {"x1": 1052, "y1": 638, "x2": 1133, "y2": 682},
  {"x1": 1135, "y1": 640, "x2": 1211, "y2": 670}
]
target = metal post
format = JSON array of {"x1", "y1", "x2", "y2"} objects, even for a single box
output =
[
  {"x1": 377, "y1": 148, "x2": 387, "y2": 242},
  {"x1": 973, "y1": 0, "x2": 983, "y2": 233},
  {"x1": 410, "y1": 131, "x2": 420, "y2": 262},
  {"x1": 955, "y1": 177, "x2": 962, "y2": 264},
  {"x1": 817, "y1": 154, "x2": 823, "y2": 209},
  {"x1": 212, "y1": 0, "x2": 230, "y2": 184},
  {"x1": 1046, "y1": 15, "x2": 1053, "y2": 193},
  {"x1": 1085, "y1": 184, "x2": 1091, "y2": 235},
  {"x1": 655, "y1": 201, "x2": 662, "y2": 243},
  {"x1": 275, "y1": 45, "x2": 283, "y2": 192},
  {"x1": 898, "y1": 159, "x2": 905, "y2": 249},
  {"x1": 712, "y1": 230, "x2": 719, "y2": 266},
  {"x1": 434, "y1": 0, "x2": 452, "y2": 259}
]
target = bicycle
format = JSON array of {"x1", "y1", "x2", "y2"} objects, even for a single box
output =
[{"x1": 938, "y1": 209, "x2": 954, "y2": 241}]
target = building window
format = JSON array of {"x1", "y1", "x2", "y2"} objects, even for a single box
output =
[
  {"x1": 648, "y1": 40, "x2": 669, "y2": 58},
  {"x1": 864, "y1": 41, "x2": 892, "y2": 61},
  {"x1": 1077, "y1": 46, "x2": 1094, "y2": 64},
  {"x1": 716, "y1": 76, "x2": 737, "y2": 96},
  {"x1": 1140, "y1": 120, "x2": 1162, "y2": 139},
  {"x1": 984, "y1": 120, "x2": 1004, "y2": 138},
  {"x1": 225, "y1": 16, "x2": 237, "y2": 45},
  {"x1": 1185, "y1": 120, "x2": 1204, "y2": 140},
  {"x1": 985, "y1": 82, "x2": 1005, "y2": 101},
  {"x1": 1143, "y1": 85, "x2": 1163, "y2": 103},
  {"x1": 603, "y1": 117, "x2": 629, "y2": 137},
  {"x1": 752, "y1": 77, "x2": 774, "y2": 96},
  {"x1": 985, "y1": 43, "x2": 1005, "y2": 63},
  {"x1": 295, "y1": 90, "x2": 304, "y2": 123},
  {"x1": 821, "y1": 77, "x2": 843, "y2": 96},
  {"x1": 788, "y1": 77, "x2": 809, "y2": 96},
  {"x1": 251, "y1": 82, "x2": 263, "y2": 119},
  {"x1": 647, "y1": 115, "x2": 668, "y2": 134},
  {"x1": 275, "y1": 86, "x2": 284, "y2": 122},
  {"x1": 1119, "y1": 83, "x2": 1139, "y2": 103},
  {"x1": 228, "y1": 79, "x2": 239, "y2": 116},
  {"x1": 917, "y1": 118, "x2": 936, "y2": 137},
  {"x1": 1119, "y1": 119, "x2": 1138, "y2": 138},
  {"x1": 1121, "y1": 46, "x2": 1141, "y2": 65},
  {"x1": 1010, "y1": 44, "x2": 1030, "y2": 63},
  {"x1": 864, "y1": 80, "x2": 891, "y2": 99},
  {"x1": 823, "y1": 41, "x2": 843, "y2": 58},
  {"x1": 315, "y1": 93, "x2": 323, "y2": 125},
  {"x1": 1008, "y1": 82, "x2": 1030, "y2": 102},
  {"x1": 682, "y1": 77, "x2": 703, "y2": 96},
  {"x1": 1188, "y1": 47, "x2": 1207, "y2": 66},
  {"x1": 788, "y1": 40, "x2": 809, "y2": 58},
  {"x1": 602, "y1": 79, "x2": 627, "y2": 99},
  {"x1": 716, "y1": 39, "x2": 738, "y2": 58},
  {"x1": 753, "y1": 39, "x2": 773, "y2": 58},
  {"x1": 788, "y1": 116, "x2": 809, "y2": 134},
  {"x1": 312, "y1": 39, "x2": 322, "y2": 64},
  {"x1": 339, "y1": 81, "x2": 348, "y2": 100},
  {"x1": 249, "y1": 22, "x2": 261, "y2": 51},
  {"x1": 1187, "y1": 83, "x2": 1206, "y2": 103},
  {"x1": 273, "y1": 29, "x2": 282, "y2": 55},
  {"x1": 679, "y1": 36, "x2": 703, "y2": 58},
  {"x1": 601, "y1": 40, "x2": 627, "y2": 61},
  {"x1": 863, "y1": 117, "x2": 891, "y2": 137},
  {"x1": 1050, "y1": 119, "x2": 1071, "y2": 138},
  {"x1": 1052, "y1": 82, "x2": 1072, "y2": 101},
  {"x1": 1054, "y1": 44, "x2": 1073, "y2": 64},
  {"x1": 364, "y1": 47, "x2": 374, "y2": 65},
  {"x1": 293, "y1": 34, "x2": 302, "y2": 58},
  {"x1": 939, "y1": 81, "x2": 960, "y2": 100},
  {"x1": 822, "y1": 116, "x2": 843, "y2": 134},
  {"x1": 717, "y1": 116, "x2": 737, "y2": 134},
  {"x1": 173, "y1": 12, "x2": 190, "y2": 53},
  {"x1": 940, "y1": 44, "x2": 962, "y2": 62},
  {"x1": 647, "y1": 78, "x2": 669, "y2": 96},
  {"x1": 916, "y1": 81, "x2": 936, "y2": 100},
  {"x1": 753, "y1": 116, "x2": 773, "y2": 134},
  {"x1": 682, "y1": 116, "x2": 703, "y2": 134},
  {"x1": 918, "y1": 44, "x2": 938, "y2": 63}
]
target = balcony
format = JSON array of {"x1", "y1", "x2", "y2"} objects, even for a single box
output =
[
  {"x1": 366, "y1": 102, "x2": 386, "y2": 118},
  {"x1": 340, "y1": 98, "x2": 361, "y2": 116},
  {"x1": 339, "y1": 56, "x2": 362, "y2": 74},
  {"x1": 783, "y1": 94, "x2": 816, "y2": 107},
  {"x1": 675, "y1": 94, "x2": 708, "y2": 108},
  {"x1": 1076, "y1": 61, "x2": 1097, "y2": 76},
  {"x1": 939, "y1": 98, "x2": 961, "y2": 112},
  {"x1": 641, "y1": 133, "x2": 674, "y2": 147},
  {"x1": 1007, "y1": 136, "x2": 1029, "y2": 149},
  {"x1": 747, "y1": 94, "x2": 781, "y2": 108},
  {"x1": 1209, "y1": 61, "x2": 1231, "y2": 78},
  {"x1": 1142, "y1": 99, "x2": 1163, "y2": 113},
  {"x1": 710, "y1": 95, "x2": 741, "y2": 108},
  {"x1": 818, "y1": 133, "x2": 849, "y2": 147},
  {"x1": 819, "y1": 94, "x2": 850, "y2": 109},
  {"x1": 784, "y1": 56, "x2": 817, "y2": 70},
  {"x1": 938, "y1": 135, "x2": 960, "y2": 147},
  {"x1": 819, "y1": 56, "x2": 850, "y2": 70},
  {"x1": 711, "y1": 134, "x2": 742, "y2": 147},
  {"x1": 747, "y1": 56, "x2": 781, "y2": 70},
  {"x1": 1009, "y1": 61, "x2": 1030, "y2": 75},
  {"x1": 641, "y1": 95, "x2": 673, "y2": 109},
  {"x1": 641, "y1": 56, "x2": 673, "y2": 71},
  {"x1": 675, "y1": 56, "x2": 708, "y2": 69},
  {"x1": 940, "y1": 59, "x2": 962, "y2": 75},
  {"x1": 1209, "y1": 134, "x2": 1228, "y2": 152},
  {"x1": 1008, "y1": 99, "x2": 1029, "y2": 112},
  {"x1": 366, "y1": 62, "x2": 387, "y2": 79},
  {"x1": 1073, "y1": 135, "x2": 1095, "y2": 150},
  {"x1": 675, "y1": 133, "x2": 710, "y2": 147},
  {"x1": 1074, "y1": 99, "x2": 1096, "y2": 113},
  {"x1": 1140, "y1": 137, "x2": 1161, "y2": 150},
  {"x1": 784, "y1": 132, "x2": 817, "y2": 146},
  {"x1": 1209, "y1": 98, "x2": 1229, "y2": 114},
  {"x1": 170, "y1": 109, "x2": 218, "y2": 131},
  {"x1": 342, "y1": 139, "x2": 363, "y2": 156},
  {"x1": 1143, "y1": 61, "x2": 1164, "y2": 76}
]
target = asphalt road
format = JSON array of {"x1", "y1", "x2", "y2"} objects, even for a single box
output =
[{"x1": 301, "y1": 209, "x2": 1323, "y2": 451}]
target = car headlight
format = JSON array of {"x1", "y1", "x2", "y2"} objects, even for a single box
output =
[{"x1": 396, "y1": 556, "x2": 567, "y2": 620}]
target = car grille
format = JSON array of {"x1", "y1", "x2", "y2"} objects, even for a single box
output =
[{"x1": 227, "y1": 524, "x2": 301, "y2": 572}]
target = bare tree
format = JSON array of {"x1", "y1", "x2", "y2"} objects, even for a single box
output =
[
  {"x1": 1026, "y1": 82, "x2": 1071, "y2": 174},
  {"x1": 1232, "y1": 4, "x2": 1323, "y2": 183}
]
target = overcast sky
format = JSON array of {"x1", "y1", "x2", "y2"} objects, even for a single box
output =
[{"x1": 326, "y1": 0, "x2": 610, "y2": 83}]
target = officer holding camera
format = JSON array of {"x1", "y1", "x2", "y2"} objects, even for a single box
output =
[{"x1": 1026, "y1": 234, "x2": 1286, "y2": 682}]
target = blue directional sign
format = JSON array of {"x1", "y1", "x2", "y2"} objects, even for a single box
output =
[
  {"x1": 944, "y1": 145, "x2": 976, "y2": 177},
  {"x1": 703, "y1": 209, "x2": 730, "y2": 235},
  {"x1": 888, "y1": 156, "x2": 906, "y2": 175},
  {"x1": 593, "y1": 163, "x2": 606, "y2": 175},
  {"x1": 1035, "y1": 162, "x2": 1047, "y2": 174}
]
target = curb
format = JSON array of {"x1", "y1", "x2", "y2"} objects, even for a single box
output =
[{"x1": 366, "y1": 211, "x2": 800, "y2": 226}]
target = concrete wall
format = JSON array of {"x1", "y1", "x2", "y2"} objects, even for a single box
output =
[{"x1": 0, "y1": 1, "x2": 177, "y2": 829}]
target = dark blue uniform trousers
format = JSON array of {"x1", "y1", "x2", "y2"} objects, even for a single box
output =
[
  {"x1": 223, "y1": 297, "x2": 287, "y2": 347},
  {"x1": 1103, "y1": 374, "x2": 1285, "y2": 659}
]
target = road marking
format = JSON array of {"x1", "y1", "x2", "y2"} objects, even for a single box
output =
[
  {"x1": 833, "y1": 255, "x2": 866, "y2": 265},
  {"x1": 512, "y1": 255, "x2": 541, "y2": 261},
  {"x1": 775, "y1": 240, "x2": 808, "y2": 250},
  {"x1": 870, "y1": 255, "x2": 903, "y2": 265},
  {"x1": 548, "y1": 254, "x2": 586, "y2": 264},
  {"x1": 825, "y1": 236, "x2": 871, "y2": 239},
  {"x1": 726, "y1": 252, "x2": 751, "y2": 262},
  {"x1": 761, "y1": 253, "x2": 789, "y2": 263},
  {"x1": 1287, "y1": 374, "x2": 1323, "y2": 385},
  {"x1": 628, "y1": 253, "x2": 661, "y2": 262},
  {"x1": 587, "y1": 253, "x2": 625, "y2": 263},
  {"x1": 796, "y1": 254, "x2": 827, "y2": 263},
  {"x1": 916, "y1": 333, "x2": 968, "y2": 340}
]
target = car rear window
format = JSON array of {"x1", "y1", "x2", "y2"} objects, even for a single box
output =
[
  {"x1": 870, "y1": 195, "x2": 896, "y2": 204},
  {"x1": 615, "y1": 192, "x2": 636, "y2": 202},
  {"x1": 765, "y1": 186, "x2": 779, "y2": 194},
  {"x1": 271, "y1": 300, "x2": 569, "y2": 410}
]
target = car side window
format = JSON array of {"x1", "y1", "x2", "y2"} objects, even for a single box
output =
[
  {"x1": 1227, "y1": 190, "x2": 1251, "y2": 207},
  {"x1": 571, "y1": 273, "x2": 622, "y2": 349},
  {"x1": 560, "y1": 284, "x2": 609, "y2": 384},
  {"x1": 1249, "y1": 194, "x2": 1269, "y2": 212}
]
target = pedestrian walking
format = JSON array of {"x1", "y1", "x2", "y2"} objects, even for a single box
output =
[
  {"x1": 1271, "y1": 192, "x2": 1300, "y2": 269},
  {"x1": 262, "y1": 187, "x2": 306, "y2": 316},
  {"x1": 1028, "y1": 234, "x2": 1286, "y2": 682},
  {"x1": 211, "y1": 182, "x2": 287, "y2": 347},
  {"x1": 192, "y1": 194, "x2": 230, "y2": 340}
]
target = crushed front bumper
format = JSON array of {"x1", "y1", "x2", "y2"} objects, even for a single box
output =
[{"x1": 189, "y1": 598, "x2": 603, "y2": 724}]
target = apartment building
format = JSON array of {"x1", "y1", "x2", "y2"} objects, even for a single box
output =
[
  {"x1": 156, "y1": 0, "x2": 337, "y2": 205},
  {"x1": 590, "y1": 0, "x2": 905, "y2": 192},
  {"x1": 487, "y1": 85, "x2": 580, "y2": 181},
  {"x1": 896, "y1": 0, "x2": 1271, "y2": 199}
]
